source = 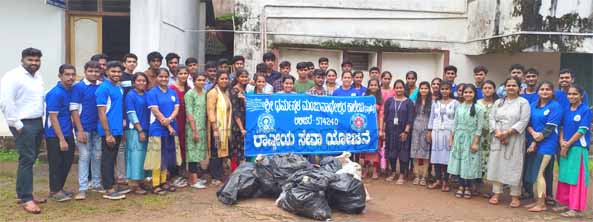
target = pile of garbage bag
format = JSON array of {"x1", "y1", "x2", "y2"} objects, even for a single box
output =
[{"x1": 216, "y1": 152, "x2": 367, "y2": 221}]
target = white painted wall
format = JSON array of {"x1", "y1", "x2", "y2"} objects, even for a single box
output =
[
  {"x1": 381, "y1": 52, "x2": 444, "y2": 83},
  {"x1": 0, "y1": 1, "x2": 65, "y2": 136},
  {"x1": 130, "y1": 0, "x2": 204, "y2": 71}
]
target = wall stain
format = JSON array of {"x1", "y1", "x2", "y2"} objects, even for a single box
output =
[{"x1": 486, "y1": 0, "x2": 592, "y2": 53}]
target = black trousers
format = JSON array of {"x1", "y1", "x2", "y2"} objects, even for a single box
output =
[
  {"x1": 208, "y1": 134, "x2": 224, "y2": 180},
  {"x1": 9, "y1": 118, "x2": 43, "y2": 202},
  {"x1": 46, "y1": 137, "x2": 75, "y2": 193},
  {"x1": 101, "y1": 136, "x2": 122, "y2": 190},
  {"x1": 434, "y1": 164, "x2": 449, "y2": 182}
]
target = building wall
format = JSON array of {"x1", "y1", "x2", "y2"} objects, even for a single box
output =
[
  {"x1": 0, "y1": 1, "x2": 65, "y2": 136},
  {"x1": 130, "y1": 0, "x2": 204, "y2": 71}
]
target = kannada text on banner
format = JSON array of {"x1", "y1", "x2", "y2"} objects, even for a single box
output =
[{"x1": 244, "y1": 94, "x2": 378, "y2": 156}]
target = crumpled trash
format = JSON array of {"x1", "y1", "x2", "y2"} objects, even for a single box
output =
[
  {"x1": 319, "y1": 156, "x2": 342, "y2": 173},
  {"x1": 276, "y1": 168, "x2": 335, "y2": 221},
  {"x1": 216, "y1": 162, "x2": 259, "y2": 205},
  {"x1": 255, "y1": 153, "x2": 311, "y2": 196},
  {"x1": 327, "y1": 173, "x2": 366, "y2": 214}
]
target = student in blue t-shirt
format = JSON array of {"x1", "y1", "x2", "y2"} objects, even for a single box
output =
[
  {"x1": 473, "y1": 65, "x2": 488, "y2": 100},
  {"x1": 124, "y1": 72, "x2": 151, "y2": 195},
  {"x1": 555, "y1": 69, "x2": 589, "y2": 110},
  {"x1": 443, "y1": 65, "x2": 458, "y2": 97},
  {"x1": 352, "y1": 70, "x2": 367, "y2": 96},
  {"x1": 45, "y1": 64, "x2": 77, "y2": 202},
  {"x1": 95, "y1": 61, "x2": 126, "y2": 200},
  {"x1": 70, "y1": 61, "x2": 103, "y2": 199},
  {"x1": 145, "y1": 68, "x2": 180, "y2": 194},
  {"x1": 333, "y1": 71, "x2": 360, "y2": 96},
  {"x1": 523, "y1": 81, "x2": 561, "y2": 212},
  {"x1": 556, "y1": 85, "x2": 591, "y2": 218},
  {"x1": 521, "y1": 68, "x2": 540, "y2": 105}
]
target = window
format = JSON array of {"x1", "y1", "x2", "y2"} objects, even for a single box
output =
[
  {"x1": 67, "y1": 0, "x2": 129, "y2": 13},
  {"x1": 68, "y1": 0, "x2": 98, "y2": 11},
  {"x1": 103, "y1": 0, "x2": 130, "y2": 12},
  {"x1": 344, "y1": 52, "x2": 377, "y2": 71}
]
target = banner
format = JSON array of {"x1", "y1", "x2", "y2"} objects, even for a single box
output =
[{"x1": 244, "y1": 94, "x2": 378, "y2": 156}]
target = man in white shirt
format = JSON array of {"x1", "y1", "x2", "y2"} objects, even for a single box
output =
[{"x1": 0, "y1": 48, "x2": 45, "y2": 214}]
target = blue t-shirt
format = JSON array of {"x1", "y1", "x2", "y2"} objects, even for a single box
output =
[
  {"x1": 352, "y1": 86, "x2": 366, "y2": 96},
  {"x1": 95, "y1": 80, "x2": 124, "y2": 136},
  {"x1": 476, "y1": 87, "x2": 483, "y2": 100},
  {"x1": 126, "y1": 90, "x2": 150, "y2": 131},
  {"x1": 71, "y1": 79, "x2": 100, "y2": 132},
  {"x1": 45, "y1": 82, "x2": 73, "y2": 138},
  {"x1": 521, "y1": 91, "x2": 539, "y2": 105},
  {"x1": 332, "y1": 86, "x2": 360, "y2": 96},
  {"x1": 562, "y1": 103, "x2": 592, "y2": 149},
  {"x1": 146, "y1": 86, "x2": 179, "y2": 136},
  {"x1": 529, "y1": 100, "x2": 561, "y2": 155}
]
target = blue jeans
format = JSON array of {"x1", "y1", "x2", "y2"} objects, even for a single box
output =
[{"x1": 77, "y1": 131, "x2": 102, "y2": 191}]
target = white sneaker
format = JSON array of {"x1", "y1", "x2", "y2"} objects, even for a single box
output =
[{"x1": 191, "y1": 181, "x2": 207, "y2": 189}]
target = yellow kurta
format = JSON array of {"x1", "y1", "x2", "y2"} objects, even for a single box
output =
[{"x1": 206, "y1": 86, "x2": 232, "y2": 158}]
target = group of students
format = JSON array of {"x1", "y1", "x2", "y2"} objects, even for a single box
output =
[
  {"x1": 367, "y1": 64, "x2": 590, "y2": 218},
  {"x1": 1, "y1": 48, "x2": 590, "y2": 218}
]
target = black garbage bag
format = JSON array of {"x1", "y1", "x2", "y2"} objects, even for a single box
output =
[
  {"x1": 327, "y1": 173, "x2": 366, "y2": 214},
  {"x1": 276, "y1": 168, "x2": 335, "y2": 221},
  {"x1": 217, "y1": 162, "x2": 259, "y2": 205},
  {"x1": 255, "y1": 153, "x2": 311, "y2": 196},
  {"x1": 319, "y1": 156, "x2": 342, "y2": 173}
]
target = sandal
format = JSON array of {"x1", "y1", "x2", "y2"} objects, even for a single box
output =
[
  {"x1": 162, "y1": 184, "x2": 177, "y2": 192},
  {"x1": 488, "y1": 195, "x2": 499, "y2": 205},
  {"x1": 527, "y1": 205, "x2": 547, "y2": 212},
  {"x1": 419, "y1": 178, "x2": 427, "y2": 186},
  {"x1": 17, "y1": 197, "x2": 47, "y2": 205},
  {"x1": 133, "y1": 187, "x2": 148, "y2": 195},
  {"x1": 455, "y1": 187, "x2": 464, "y2": 198},
  {"x1": 412, "y1": 177, "x2": 420, "y2": 185},
  {"x1": 560, "y1": 210, "x2": 582, "y2": 218},
  {"x1": 386, "y1": 174, "x2": 396, "y2": 182},
  {"x1": 509, "y1": 198, "x2": 521, "y2": 208},
  {"x1": 152, "y1": 187, "x2": 167, "y2": 195},
  {"x1": 463, "y1": 189, "x2": 472, "y2": 199},
  {"x1": 552, "y1": 205, "x2": 568, "y2": 212},
  {"x1": 21, "y1": 201, "x2": 41, "y2": 214},
  {"x1": 428, "y1": 180, "x2": 441, "y2": 189},
  {"x1": 441, "y1": 183, "x2": 450, "y2": 192}
]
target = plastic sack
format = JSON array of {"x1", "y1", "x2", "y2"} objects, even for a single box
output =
[
  {"x1": 334, "y1": 152, "x2": 362, "y2": 181},
  {"x1": 319, "y1": 156, "x2": 342, "y2": 173},
  {"x1": 327, "y1": 173, "x2": 366, "y2": 214},
  {"x1": 276, "y1": 168, "x2": 335, "y2": 221},
  {"x1": 217, "y1": 162, "x2": 259, "y2": 205},
  {"x1": 255, "y1": 153, "x2": 311, "y2": 196}
]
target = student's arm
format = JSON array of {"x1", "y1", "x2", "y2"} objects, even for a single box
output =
[
  {"x1": 126, "y1": 94, "x2": 145, "y2": 142},
  {"x1": 185, "y1": 92, "x2": 199, "y2": 141},
  {"x1": 47, "y1": 92, "x2": 68, "y2": 151},
  {"x1": 96, "y1": 87, "x2": 115, "y2": 146},
  {"x1": 70, "y1": 85, "x2": 87, "y2": 143},
  {"x1": 0, "y1": 76, "x2": 23, "y2": 131},
  {"x1": 207, "y1": 90, "x2": 219, "y2": 137},
  {"x1": 471, "y1": 105, "x2": 484, "y2": 153}
]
